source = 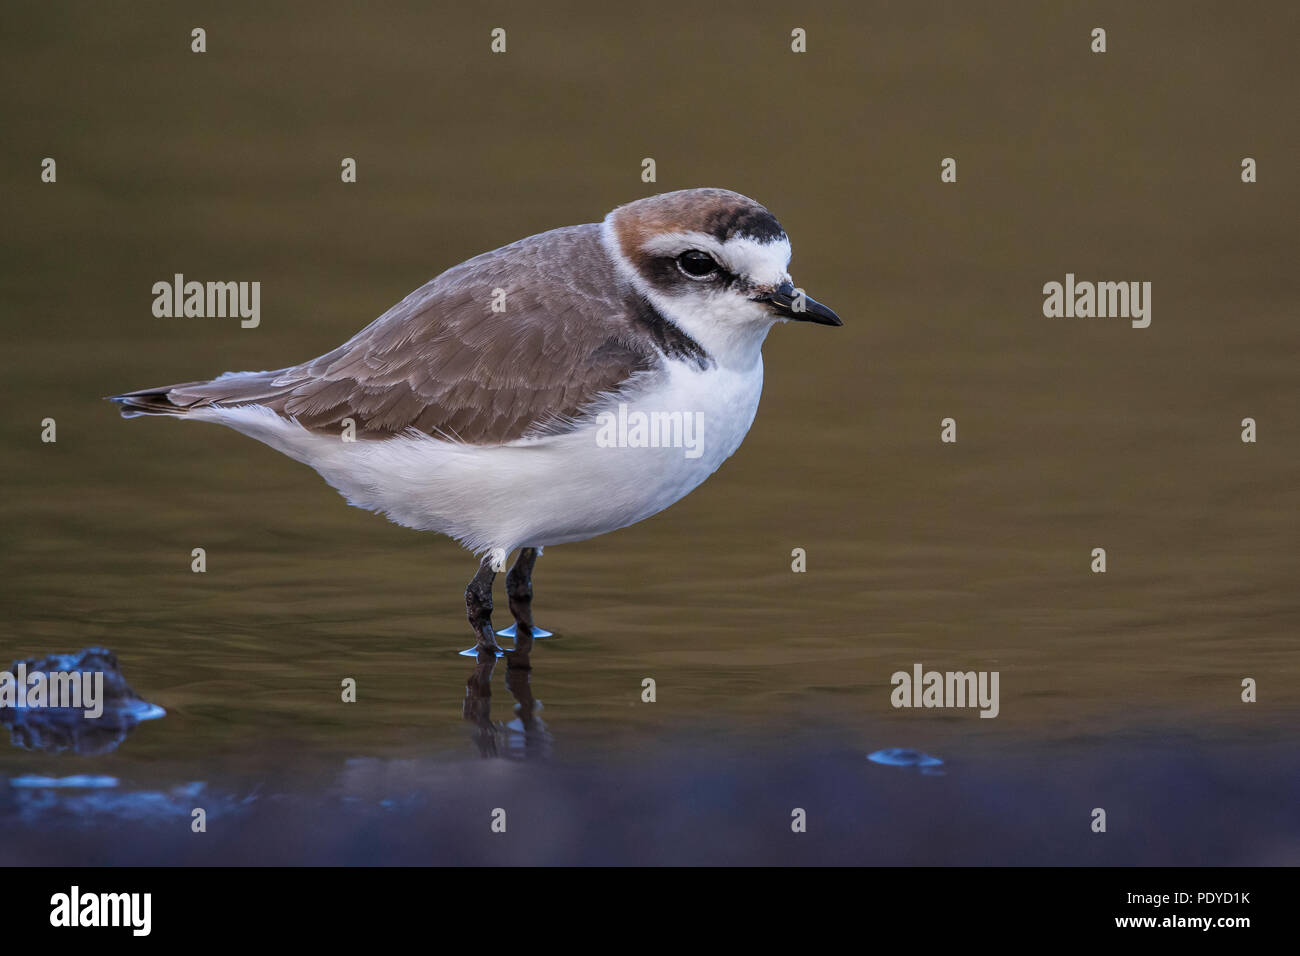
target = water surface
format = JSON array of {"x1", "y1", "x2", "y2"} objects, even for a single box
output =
[{"x1": 2, "y1": 0, "x2": 1297, "y2": 865}]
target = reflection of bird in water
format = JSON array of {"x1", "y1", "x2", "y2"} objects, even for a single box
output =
[{"x1": 463, "y1": 654, "x2": 552, "y2": 760}]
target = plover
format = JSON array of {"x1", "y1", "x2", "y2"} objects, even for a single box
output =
[{"x1": 112, "y1": 188, "x2": 841, "y2": 663}]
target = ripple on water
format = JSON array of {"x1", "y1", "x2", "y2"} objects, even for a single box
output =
[
  {"x1": 10, "y1": 775, "x2": 119, "y2": 788},
  {"x1": 867, "y1": 748, "x2": 946, "y2": 775}
]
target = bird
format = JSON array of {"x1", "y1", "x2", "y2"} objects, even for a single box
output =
[{"x1": 111, "y1": 188, "x2": 841, "y2": 664}]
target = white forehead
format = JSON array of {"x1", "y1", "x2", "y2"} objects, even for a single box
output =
[{"x1": 638, "y1": 230, "x2": 792, "y2": 286}]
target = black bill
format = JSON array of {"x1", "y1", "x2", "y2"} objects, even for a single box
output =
[{"x1": 762, "y1": 280, "x2": 842, "y2": 326}]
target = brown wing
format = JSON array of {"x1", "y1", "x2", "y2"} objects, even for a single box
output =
[{"x1": 118, "y1": 224, "x2": 680, "y2": 443}]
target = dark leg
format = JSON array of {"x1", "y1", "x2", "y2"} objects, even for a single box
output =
[
  {"x1": 503, "y1": 547, "x2": 539, "y2": 667},
  {"x1": 465, "y1": 554, "x2": 502, "y2": 657}
]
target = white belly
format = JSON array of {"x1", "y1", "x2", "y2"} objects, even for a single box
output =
[{"x1": 192, "y1": 357, "x2": 765, "y2": 554}]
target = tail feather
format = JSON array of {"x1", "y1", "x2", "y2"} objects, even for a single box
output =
[{"x1": 109, "y1": 370, "x2": 293, "y2": 418}]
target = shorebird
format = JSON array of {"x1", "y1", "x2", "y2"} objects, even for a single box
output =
[{"x1": 112, "y1": 188, "x2": 841, "y2": 663}]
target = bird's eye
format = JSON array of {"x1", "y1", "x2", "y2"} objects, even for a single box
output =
[{"x1": 676, "y1": 250, "x2": 719, "y2": 279}]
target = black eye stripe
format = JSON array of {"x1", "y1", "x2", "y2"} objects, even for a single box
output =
[{"x1": 638, "y1": 251, "x2": 739, "y2": 290}]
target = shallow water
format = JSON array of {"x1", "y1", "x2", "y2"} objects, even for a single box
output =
[{"x1": 2, "y1": 1, "x2": 1297, "y2": 864}]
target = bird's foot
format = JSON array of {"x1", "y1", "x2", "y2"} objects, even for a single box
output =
[
  {"x1": 459, "y1": 623, "x2": 552, "y2": 657},
  {"x1": 496, "y1": 623, "x2": 554, "y2": 639}
]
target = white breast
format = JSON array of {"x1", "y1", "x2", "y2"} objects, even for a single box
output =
[{"x1": 192, "y1": 355, "x2": 765, "y2": 554}]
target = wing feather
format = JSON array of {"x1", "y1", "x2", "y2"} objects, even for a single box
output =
[
  {"x1": 113, "y1": 223, "x2": 709, "y2": 442},
  {"x1": 268, "y1": 224, "x2": 662, "y2": 443}
]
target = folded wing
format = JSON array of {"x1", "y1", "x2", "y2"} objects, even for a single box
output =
[{"x1": 114, "y1": 224, "x2": 671, "y2": 444}]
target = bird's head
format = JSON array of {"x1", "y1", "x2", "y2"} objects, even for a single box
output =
[{"x1": 602, "y1": 188, "x2": 841, "y2": 362}]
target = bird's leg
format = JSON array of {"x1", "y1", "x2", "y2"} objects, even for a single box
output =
[
  {"x1": 465, "y1": 554, "x2": 502, "y2": 657},
  {"x1": 503, "y1": 546, "x2": 539, "y2": 668}
]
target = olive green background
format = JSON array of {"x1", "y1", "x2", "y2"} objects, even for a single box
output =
[{"x1": 1, "y1": 1, "x2": 1296, "y2": 862}]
